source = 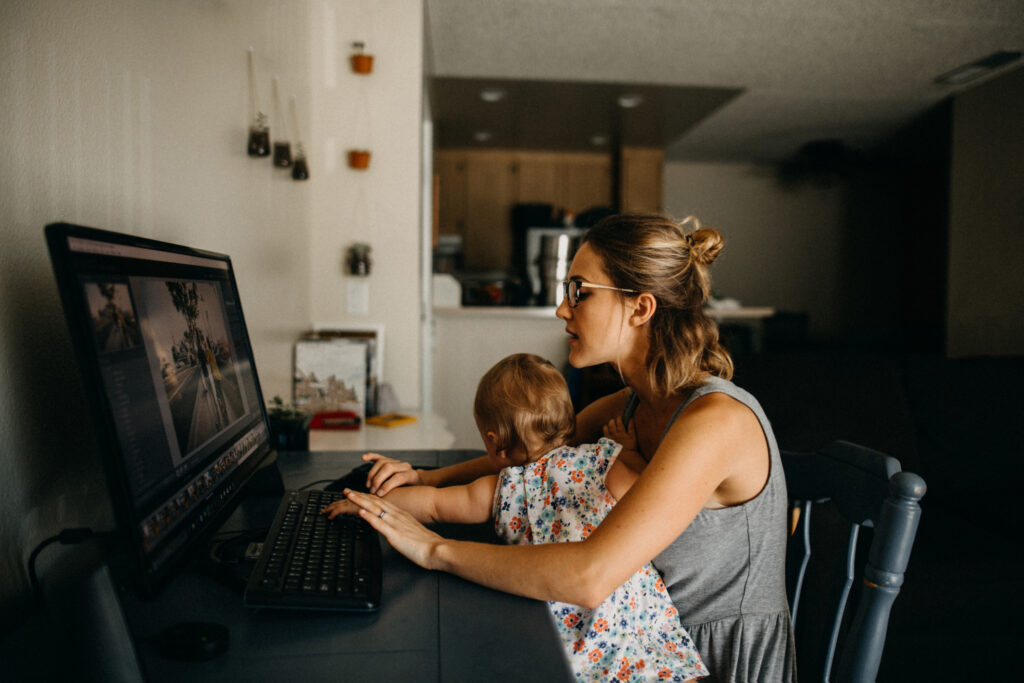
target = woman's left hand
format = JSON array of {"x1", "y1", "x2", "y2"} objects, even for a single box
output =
[{"x1": 343, "y1": 489, "x2": 444, "y2": 570}]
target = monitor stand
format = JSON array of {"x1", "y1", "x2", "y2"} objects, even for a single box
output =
[
  {"x1": 246, "y1": 449, "x2": 286, "y2": 496},
  {"x1": 46, "y1": 551, "x2": 146, "y2": 683},
  {"x1": 194, "y1": 450, "x2": 286, "y2": 591}
]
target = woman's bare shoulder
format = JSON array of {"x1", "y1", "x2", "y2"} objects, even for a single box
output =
[{"x1": 660, "y1": 390, "x2": 769, "y2": 506}]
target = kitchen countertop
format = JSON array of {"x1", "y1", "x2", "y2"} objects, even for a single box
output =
[{"x1": 433, "y1": 306, "x2": 775, "y2": 319}]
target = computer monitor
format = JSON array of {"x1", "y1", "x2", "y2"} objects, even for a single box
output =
[{"x1": 45, "y1": 222, "x2": 279, "y2": 596}]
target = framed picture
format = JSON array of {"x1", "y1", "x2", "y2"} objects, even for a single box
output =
[
  {"x1": 306, "y1": 324, "x2": 383, "y2": 415},
  {"x1": 293, "y1": 338, "x2": 369, "y2": 421}
]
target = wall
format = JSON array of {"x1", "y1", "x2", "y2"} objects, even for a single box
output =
[
  {"x1": 0, "y1": 0, "x2": 424, "y2": 632},
  {"x1": 663, "y1": 162, "x2": 849, "y2": 341},
  {"x1": 948, "y1": 66, "x2": 1024, "y2": 357},
  {"x1": 307, "y1": 1, "x2": 424, "y2": 408}
]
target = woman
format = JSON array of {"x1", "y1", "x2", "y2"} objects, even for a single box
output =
[{"x1": 345, "y1": 213, "x2": 796, "y2": 682}]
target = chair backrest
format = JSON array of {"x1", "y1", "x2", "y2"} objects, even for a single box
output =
[{"x1": 782, "y1": 440, "x2": 926, "y2": 683}]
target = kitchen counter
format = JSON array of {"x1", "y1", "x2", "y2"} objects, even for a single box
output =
[
  {"x1": 430, "y1": 305, "x2": 776, "y2": 447},
  {"x1": 433, "y1": 306, "x2": 559, "y2": 319},
  {"x1": 433, "y1": 305, "x2": 775, "y2": 320}
]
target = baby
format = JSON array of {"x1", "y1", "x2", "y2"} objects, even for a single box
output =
[{"x1": 324, "y1": 353, "x2": 707, "y2": 682}]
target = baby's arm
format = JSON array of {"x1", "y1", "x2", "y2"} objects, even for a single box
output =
[
  {"x1": 604, "y1": 456, "x2": 641, "y2": 501},
  {"x1": 322, "y1": 474, "x2": 497, "y2": 525}
]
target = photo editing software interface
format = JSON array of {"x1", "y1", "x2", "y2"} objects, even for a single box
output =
[{"x1": 47, "y1": 224, "x2": 275, "y2": 589}]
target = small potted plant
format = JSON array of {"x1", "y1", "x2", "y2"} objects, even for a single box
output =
[
  {"x1": 266, "y1": 395, "x2": 312, "y2": 451},
  {"x1": 347, "y1": 149, "x2": 371, "y2": 169},
  {"x1": 350, "y1": 41, "x2": 374, "y2": 74},
  {"x1": 346, "y1": 242, "x2": 372, "y2": 275}
]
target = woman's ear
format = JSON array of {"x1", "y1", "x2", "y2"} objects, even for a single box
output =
[{"x1": 629, "y1": 292, "x2": 657, "y2": 326}]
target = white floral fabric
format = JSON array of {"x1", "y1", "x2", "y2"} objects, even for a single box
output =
[{"x1": 492, "y1": 437, "x2": 708, "y2": 682}]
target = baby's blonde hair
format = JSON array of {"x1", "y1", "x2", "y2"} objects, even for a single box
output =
[{"x1": 474, "y1": 353, "x2": 575, "y2": 458}]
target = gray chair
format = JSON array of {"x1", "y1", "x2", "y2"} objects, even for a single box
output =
[{"x1": 782, "y1": 440, "x2": 926, "y2": 683}]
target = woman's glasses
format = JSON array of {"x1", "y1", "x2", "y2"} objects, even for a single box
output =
[{"x1": 561, "y1": 278, "x2": 637, "y2": 308}]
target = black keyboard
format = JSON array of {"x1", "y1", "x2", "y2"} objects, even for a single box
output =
[{"x1": 244, "y1": 489, "x2": 382, "y2": 611}]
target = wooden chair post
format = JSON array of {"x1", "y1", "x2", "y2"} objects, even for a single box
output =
[{"x1": 836, "y1": 471, "x2": 926, "y2": 682}]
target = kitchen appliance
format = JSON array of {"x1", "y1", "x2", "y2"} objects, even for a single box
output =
[{"x1": 528, "y1": 227, "x2": 585, "y2": 306}]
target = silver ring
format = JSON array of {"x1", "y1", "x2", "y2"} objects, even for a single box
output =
[{"x1": 378, "y1": 509, "x2": 387, "y2": 520}]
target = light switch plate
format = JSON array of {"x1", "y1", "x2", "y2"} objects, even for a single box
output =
[{"x1": 346, "y1": 279, "x2": 369, "y2": 316}]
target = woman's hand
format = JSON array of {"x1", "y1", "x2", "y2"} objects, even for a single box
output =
[
  {"x1": 320, "y1": 498, "x2": 358, "y2": 520},
  {"x1": 343, "y1": 489, "x2": 444, "y2": 570},
  {"x1": 362, "y1": 452, "x2": 422, "y2": 496}
]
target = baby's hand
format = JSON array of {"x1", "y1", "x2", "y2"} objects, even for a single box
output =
[
  {"x1": 321, "y1": 497, "x2": 359, "y2": 520},
  {"x1": 603, "y1": 416, "x2": 637, "y2": 451}
]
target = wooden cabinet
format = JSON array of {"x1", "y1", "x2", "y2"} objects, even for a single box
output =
[
  {"x1": 619, "y1": 146, "x2": 664, "y2": 214},
  {"x1": 464, "y1": 152, "x2": 517, "y2": 270},
  {"x1": 435, "y1": 147, "x2": 660, "y2": 271},
  {"x1": 434, "y1": 152, "x2": 467, "y2": 238}
]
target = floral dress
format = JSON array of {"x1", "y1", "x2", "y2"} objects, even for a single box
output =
[{"x1": 492, "y1": 437, "x2": 708, "y2": 682}]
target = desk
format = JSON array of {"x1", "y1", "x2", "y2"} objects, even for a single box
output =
[
  {"x1": 3, "y1": 449, "x2": 570, "y2": 682},
  {"x1": 308, "y1": 413, "x2": 455, "y2": 451}
]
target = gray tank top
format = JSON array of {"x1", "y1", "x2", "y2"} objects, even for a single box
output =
[{"x1": 623, "y1": 376, "x2": 797, "y2": 682}]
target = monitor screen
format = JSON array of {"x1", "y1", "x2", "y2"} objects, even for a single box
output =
[{"x1": 46, "y1": 222, "x2": 277, "y2": 595}]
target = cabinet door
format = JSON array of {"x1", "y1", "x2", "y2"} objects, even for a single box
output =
[
  {"x1": 435, "y1": 150, "x2": 467, "y2": 237},
  {"x1": 515, "y1": 152, "x2": 564, "y2": 207},
  {"x1": 564, "y1": 154, "x2": 612, "y2": 214},
  {"x1": 619, "y1": 147, "x2": 663, "y2": 213},
  {"x1": 464, "y1": 153, "x2": 516, "y2": 270}
]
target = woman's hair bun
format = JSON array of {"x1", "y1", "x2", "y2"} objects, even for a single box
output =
[{"x1": 689, "y1": 227, "x2": 725, "y2": 266}]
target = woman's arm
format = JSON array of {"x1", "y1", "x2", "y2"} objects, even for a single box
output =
[
  {"x1": 324, "y1": 474, "x2": 498, "y2": 525},
  {"x1": 346, "y1": 392, "x2": 765, "y2": 609},
  {"x1": 362, "y1": 452, "x2": 501, "y2": 496}
]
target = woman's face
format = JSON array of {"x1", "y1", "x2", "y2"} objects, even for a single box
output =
[{"x1": 556, "y1": 243, "x2": 636, "y2": 369}]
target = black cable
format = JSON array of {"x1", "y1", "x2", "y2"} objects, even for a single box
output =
[
  {"x1": 27, "y1": 527, "x2": 117, "y2": 605},
  {"x1": 210, "y1": 526, "x2": 270, "y2": 542},
  {"x1": 298, "y1": 478, "x2": 334, "y2": 490}
]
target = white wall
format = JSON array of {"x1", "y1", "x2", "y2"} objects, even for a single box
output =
[
  {"x1": 948, "y1": 66, "x2": 1024, "y2": 357},
  {"x1": 308, "y1": 1, "x2": 424, "y2": 409},
  {"x1": 0, "y1": 0, "x2": 424, "y2": 629},
  {"x1": 662, "y1": 162, "x2": 848, "y2": 340}
]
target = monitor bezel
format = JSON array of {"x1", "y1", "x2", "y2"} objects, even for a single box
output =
[{"x1": 45, "y1": 221, "x2": 278, "y2": 597}]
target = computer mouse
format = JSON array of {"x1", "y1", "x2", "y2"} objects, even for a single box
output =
[
  {"x1": 325, "y1": 462, "x2": 374, "y2": 493},
  {"x1": 158, "y1": 621, "x2": 229, "y2": 661}
]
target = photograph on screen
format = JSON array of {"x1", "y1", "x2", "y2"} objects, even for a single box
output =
[
  {"x1": 85, "y1": 282, "x2": 143, "y2": 352},
  {"x1": 135, "y1": 279, "x2": 247, "y2": 457}
]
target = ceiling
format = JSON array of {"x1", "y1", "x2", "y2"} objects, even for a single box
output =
[{"x1": 424, "y1": 0, "x2": 1024, "y2": 163}]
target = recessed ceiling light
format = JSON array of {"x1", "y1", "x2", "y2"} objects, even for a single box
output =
[
  {"x1": 617, "y1": 93, "x2": 644, "y2": 109},
  {"x1": 479, "y1": 88, "x2": 506, "y2": 103},
  {"x1": 935, "y1": 50, "x2": 1021, "y2": 86},
  {"x1": 473, "y1": 130, "x2": 493, "y2": 142}
]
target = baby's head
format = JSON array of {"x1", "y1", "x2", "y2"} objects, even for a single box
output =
[{"x1": 474, "y1": 353, "x2": 575, "y2": 465}]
